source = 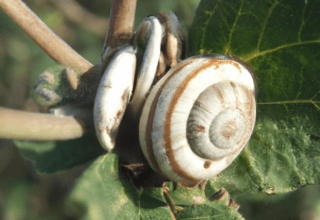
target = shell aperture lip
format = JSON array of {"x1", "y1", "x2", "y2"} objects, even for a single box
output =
[{"x1": 94, "y1": 46, "x2": 137, "y2": 151}]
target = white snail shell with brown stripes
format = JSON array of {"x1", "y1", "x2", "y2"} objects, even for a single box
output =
[{"x1": 139, "y1": 53, "x2": 257, "y2": 187}]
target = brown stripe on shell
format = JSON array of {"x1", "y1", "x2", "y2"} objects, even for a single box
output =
[
  {"x1": 229, "y1": 82, "x2": 238, "y2": 108},
  {"x1": 157, "y1": 12, "x2": 169, "y2": 29},
  {"x1": 229, "y1": 82, "x2": 252, "y2": 135},
  {"x1": 164, "y1": 58, "x2": 222, "y2": 183},
  {"x1": 217, "y1": 60, "x2": 242, "y2": 73},
  {"x1": 157, "y1": 12, "x2": 179, "y2": 67},
  {"x1": 194, "y1": 99, "x2": 212, "y2": 115},
  {"x1": 152, "y1": 51, "x2": 167, "y2": 86},
  {"x1": 227, "y1": 85, "x2": 256, "y2": 164},
  {"x1": 214, "y1": 85, "x2": 226, "y2": 109},
  {"x1": 114, "y1": 87, "x2": 130, "y2": 128},
  {"x1": 145, "y1": 60, "x2": 195, "y2": 178},
  {"x1": 105, "y1": 127, "x2": 114, "y2": 145},
  {"x1": 231, "y1": 62, "x2": 242, "y2": 73}
]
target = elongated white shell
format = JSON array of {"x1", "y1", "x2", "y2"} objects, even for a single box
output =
[
  {"x1": 94, "y1": 46, "x2": 136, "y2": 151},
  {"x1": 129, "y1": 12, "x2": 185, "y2": 118},
  {"x1": 129, "y1": 16, "x2": 164, "y2": 118},
  {"x1": 139, "y1": 54, "x2": 257, "y2": 187}
]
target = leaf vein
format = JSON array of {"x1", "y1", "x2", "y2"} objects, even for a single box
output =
[
  {"x1": 258, "y1": 100, "x2": 320, "y2": 105},
  {"x1": 311, "y1": 90, "x2": 320, "y2": 101},
  {"x1": 296, "y1": 51, "x2": 320, "y2": 100},
  {"x1": 225, "y1": 0, "x2": 245, "y2": 54},
  {"x1": 200, "y1": 0, "x2": 221, "y2": 54},
  {"x1": 295, "y1": 64, "x2": 306, "y2": 100},
  {"x1": 257, "y1": 0, "x2": 280, "y2": 51},
  {"x1": 298, "y1": 0, "x2": 308, "y2": 43},
  {"x1": 311, "y1": 101, "x2": 320, "y2": 110},
  {"x1": 244, "y1": 39, "x2": 320, "y2": 61}
]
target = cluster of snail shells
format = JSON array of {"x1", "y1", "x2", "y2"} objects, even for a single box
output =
[
  {"x1": 94, "y1": 12, "x2": 184, "y2": 151},
  {"x1": 94, "y1": 12, "x2": 257, "y2": 187}
]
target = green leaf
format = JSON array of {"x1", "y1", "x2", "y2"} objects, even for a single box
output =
[
  {"x1": 141, "y1": 182, "x2": 207, "y2": 206},
  {"x1": 189, "y1": 0, "x2": 320, "y2": 196},
  {"x1": 69, "y1": 153, "x2": 243, "y2": 219},
  {"x1": 14, "y1": 134, "x2": 104, "y2": 174},
  {"x1": 69, "y1": 153, "x2": 174, "y2": 220}
]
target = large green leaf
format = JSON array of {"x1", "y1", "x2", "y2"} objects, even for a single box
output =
[
  {"x1": 69, "y1": 153, "x2": 174, "y2": 220},
  {"x1": 14, "y1": 134, "x2": 104, "y2": 174},
  {"x1": 189, "y1": 0, "x2": 320, "y2": 196},
  {"x1": 69, "y1": 153, "x2": 243, "y2": 220}
]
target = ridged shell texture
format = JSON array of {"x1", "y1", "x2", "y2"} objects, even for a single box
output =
[{"x1": 139, "y1": 54, "x2": 256, "y2": 187}]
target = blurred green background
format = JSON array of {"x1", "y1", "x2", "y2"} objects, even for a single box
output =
[{"x1": 0, "y1": 0, "x2": 320, "y2": 219}]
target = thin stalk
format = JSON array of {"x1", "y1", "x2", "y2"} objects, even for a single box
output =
[
  {"x1": 101, "y1": 0, "x2": 137, "y2": 71},
  {"x1": 0, "y1": 0, "x2": 92, "y2": 74},
  {"x1": 0, "y1": 107, "x2": 85, "y2": 141},
  {"x1": 105, "y1": 0, "x2": 137, "y2": 48}
]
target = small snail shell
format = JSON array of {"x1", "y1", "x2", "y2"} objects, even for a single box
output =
[
  {"x1": 139, "y1": 54, "x2": 257, "y2": 187},
  {"x1": 129, "y1": 16, "x2": 164, "y2": 118},
  {"x1": 94, "y1": 46, "x2": 136, "y2": 151},
  {"x1": 129, "y1": 12, "x2": 184, "y2": 118},
  {"x1": 156, "y1": 12, "x2": 185, "y2": 68}
]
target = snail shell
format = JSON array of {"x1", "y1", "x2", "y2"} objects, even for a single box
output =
[
  {"x1": 139, "y1": 54, "x2": 257, "y2": 187},
  {"x1": 94, "y1": 46, "x2": 136, "y2": 151},
  {"x1": 129, "y1": 12, "x2": 184, "y2": 118},
  {"x1": 129, "y1": 16, "x2": 164, "y2": 118},
  {"x1": 94, "y1": 12, "x2": 184, "y2": 150}
]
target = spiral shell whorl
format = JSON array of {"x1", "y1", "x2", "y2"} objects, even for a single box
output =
[
  {"x1": 187, "y1": 82, "x2": 255, "y2": 160},
  {"x1": 139, "y1": 54, "x2": 256, "y2": 187}
]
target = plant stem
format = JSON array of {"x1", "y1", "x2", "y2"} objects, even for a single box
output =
[
  {"x1": 0, "y1": 107, "x2": 85, "y2": 141},
  {"x1": 0, "y1": 0, "x2": 92, "y2": 74},
  {"x1": 100, "y1": 0, "x2": 137, "y2": 71},
  {"x1": 105, "y1": 0, "x2": 137, "y2": 48}
]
